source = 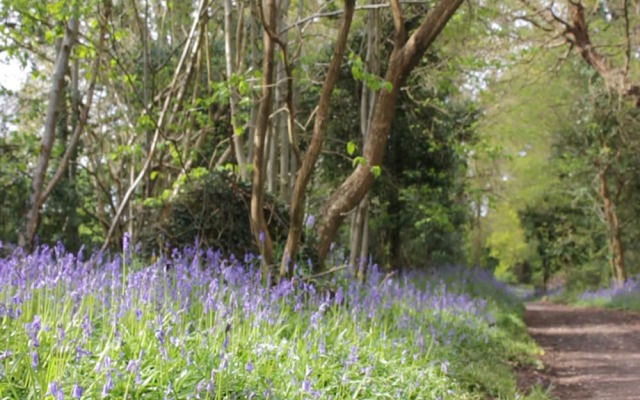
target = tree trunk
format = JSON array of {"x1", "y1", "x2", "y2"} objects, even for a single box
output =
[
  {"x1": 349, "y1": 197, "x2": 367, "y2": 270},
  {"x1": 224, "y1": 0, "x2": 249, "y2": 179},
  {"x1": 276, "y1": 0, "x2": 291, "y2": 202},
  {"x1": 279, "y1": 0, "x2": 357, "y2": 278},
  {"x1": 598, "y1": 167, "x2": 627, "y2": 286},
  {"x1": 314, "y1": 0, "x2": 464, "y2": 267},
  {"x1": 356, "y1": 200, "x2": 370, "y2": 281},
  {"x1": 349, "y1": 2, "x2": 379, "y2": 276},
  {"x1": 267, "y1": 123, "x2": 277, "y2": 193},
  {"x1": 387, "y1": 128, "x2": 403, "y2": 270},
  {"x1": 251, "y1": 0, "x2": 278, "y2": 274},
  {"x1": 64, "y1": 55, "x2": 81, "y2": 250},
  {"x1": 20, "y1": 18, "x2": 80, "y2": 250}
]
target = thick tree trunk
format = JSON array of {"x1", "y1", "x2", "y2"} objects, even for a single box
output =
[
  {"x1": 314, "y1": 0, "x2": 465, "y2": 267},
  {"x1": 598, "y1": 168, "x2": 627, "y2": 286},
  {"x1": 314, "y1": 89, "x2": 394, "y2": 264},
  {"x1": 20, "y1": 18, "x2": 79, "y2": 250}
]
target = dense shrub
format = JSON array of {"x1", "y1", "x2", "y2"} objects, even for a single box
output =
[{"x1": 139, "y1": 171, "x2": 289, "y2": 259}]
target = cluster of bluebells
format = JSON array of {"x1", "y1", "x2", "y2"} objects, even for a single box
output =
[
  {"x1": 0, "y1": 241, "x2": 506, "y2": 399},
  {"x1": 579, "y1": 276, "x2": 640, "y2": 303}
]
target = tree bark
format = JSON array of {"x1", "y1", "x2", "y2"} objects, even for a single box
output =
[
  {"x1": 279, "y1": 0, "x2": 357, "y2": 278},
  {"x1": 20, "y1": 18, "x2": 79, "y2": 250},
  {"x1": 349, "y1": 2, "x2": 379, "y2": 276},
  {"x1": 314, "y1": 0, "x2": 465, "y2": 266},
  {"x1": 598, "y1": 167, "x2": 627, "y2": 286},
  {"x1": 224, "y1": 0, "x2": 249, "y2": 179},
  {"x1": 276, "y1": 0, "x2": 291, "y2": 202},
  {"x1": 251, "y1": 0, "x2": 278, "y2": 273}
]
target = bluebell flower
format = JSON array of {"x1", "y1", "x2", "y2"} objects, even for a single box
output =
[
  {"x1": 30, "y1": 351, "x2": 38, "y2": 369},
  {"x1": 72, "y1": 384, "x2": 84, "y2": 399},
  {"x1": 101, "y1": 373, "x2": 113, "y2": 398},
  {"x1": 48, "y1": 381, "x2": 64, "y2": 400},
  {"x1": 245, "y1": 361, "x2": 255, "y2": 373}
]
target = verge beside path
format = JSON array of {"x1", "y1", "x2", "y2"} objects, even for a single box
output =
[{"x1": 525, "y1": 302, "x2": 640, "y2": 400}]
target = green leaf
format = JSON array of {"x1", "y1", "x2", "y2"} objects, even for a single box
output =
[
  {"x1": 44, "y1": 30, "x2": 56, "y2": 45},
  {"x1": 347, "y1": 141, "x2": 357, "y2": 156},
  {"x1": 371, "y1": 165, "x2": 382, "y2": 178},
  {"x1": 352, "y1": 156, "x2": 366, "y2": 167},
  {"x1": 150, "y1": 171, "x2": 159, "y2": 181}
]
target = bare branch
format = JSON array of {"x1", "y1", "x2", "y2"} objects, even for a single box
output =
[{"x1": 281, "y1": 2, "x2": 425, "y2": 34}]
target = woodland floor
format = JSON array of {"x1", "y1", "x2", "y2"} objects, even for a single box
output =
[{"x1": 522, "y1": 302, "x2": 640, "y2": 400}]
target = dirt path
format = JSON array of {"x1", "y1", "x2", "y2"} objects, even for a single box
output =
[{"x1": 525, "y1": 302, "x2": 640, "y2": 400}]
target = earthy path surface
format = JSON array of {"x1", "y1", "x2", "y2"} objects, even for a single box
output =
[{"x1": 525, "y1": 302, "x2": 640, "y2": 400}]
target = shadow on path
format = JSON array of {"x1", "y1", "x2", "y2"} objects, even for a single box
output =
[{"x1": 525, "y1": 302, "x2": 640, "y2": 400}]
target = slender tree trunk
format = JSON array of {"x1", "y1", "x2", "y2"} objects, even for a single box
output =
[
  {"x1": 247, "y1": 0, "x2": 261, "y2": 164},
  {"x1": 357, "y1": 209, "x2": 370, "y2": 281},
  {"x1": 276, "y1": 0, "x2": 291, "y2": 202},
  {"x1": 279, "y1": 0, "x2": 357, "y2": 278},
  {"x1": 251, "y1": 0, "x2": 278, "y2": 274},
  {"x1": 350, "y1": 195, "x2": 370, "y2": 280},
  {"x1": 224, "y1": 0, "x2": 249, "y2": 179},
  {"x1": 349, "y1": 2, "x2": 379, "y2": 275},
  {"x1": 20, "y1": 18, "x2": 80, "y2": 250},
  {"x1": 349, "y1": 199, "x2": 365, "y2": 270},
  {"x1": 267, "y1": 123, "x2": 277, "y2": 193},
  {"x1": 65, "y1": 55, "x2": 81, "y2": 250},
  {"x1": 598, "y1": 167, "x2": 627, "y2": 285}
]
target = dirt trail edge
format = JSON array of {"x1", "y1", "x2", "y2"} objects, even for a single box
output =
[{"x1": 524, "y1": 302, "x2": 640, "y2": 400}]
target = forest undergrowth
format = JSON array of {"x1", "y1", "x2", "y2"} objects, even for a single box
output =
[{"x1": 0, "y1": 241, "x2": 550, "y2": 399}]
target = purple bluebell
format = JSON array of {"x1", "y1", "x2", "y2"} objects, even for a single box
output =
[
  {"x1": 48, "y1": 381, "x2": 64, "y2": 400},
  {"x1": 72, "y1": 384, "x2": 84, "y2": 399},
  {"x1": 25, "y1": 315, "x2": 41, "y2": 348},
  {"x1": 245, "y1": 361, "x2": 254, "y2": 373},
  {"x1": 30, "y1": 351, "x2": 39, "y2": 369},
  {"x1": 101, "y1": 373, "x2": 114, "y2": 398}
]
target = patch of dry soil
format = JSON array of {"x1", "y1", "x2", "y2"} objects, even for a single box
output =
[{"x1": 525, "y1": 302, "x2": 640, "y2": 400}]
